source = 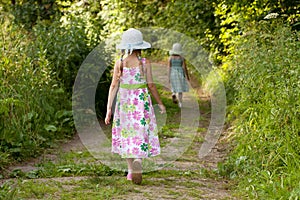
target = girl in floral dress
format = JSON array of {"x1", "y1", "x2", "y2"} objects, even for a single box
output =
[{"x1": 105, "y1": 28, "x2": 166, "y2": 184}]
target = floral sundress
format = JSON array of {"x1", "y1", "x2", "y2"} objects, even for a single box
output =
[{"x1": 111, "y1": 66, "x2": 160, "y2": 158}]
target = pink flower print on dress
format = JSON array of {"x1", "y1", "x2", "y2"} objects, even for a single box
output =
[
  {"x1": 126, "y1": 137, "x2": 131, "y2": 146},
  {"x1": 150, "y1": 148, "x2": 159, "y2": 155},
  {"x1": 116, "y1": 127, "x2": 122, "y2": 134},
  {"x1": 132, "y1": 147, "x2": 140, "y2": 155},
  {"x1": 133, "y1": 98, "x2": 139, "y2": 106},
  {"x1": 137, "y1": 103, "x2": 145, "y2": 111},
  {"x1": 133, "y1": 122, "x2": 140, "y2": 131},
  {"x1": 144, "y1": 111, "x2": 150, "y2": 119},
  {"x1": 143, "y1": 133, "x2": 149, "y2": 143},
  {"x1": 149, "y1": 123, "x2": 154, "y2": 131},
  {"x1": 150, "y1": 113, "x2": 156, "y2": 121},
  {"x1": 132, "y1": 111, "x2": 142, "y2": 121},
  {"x1": 151, "y1": 138, "x2": 160, "y2": 147},
  {"x1": 132, "y1": 136, "x2": 143, "y2": 146},
  {"x1": 121, "y1": 138, "x2": 129, "y2": 148},
  {"x1": 126, "y1": 112, "x2": 132, "y2": 119},
  {"x1": 138, "y1": 151, "x2": 147, "y2": 157},
  {"x1": 133, "y1": 89, "x2": 140, "y2": 96},
  {"x1": 112, "y1": 128, "x2": 117, "y2": 136},
  {"x1": 122, "y1": 70, "x2": 129, "y2": 79},
  {"x1": 129, "y1": 68, "x2": 137, "y2": 76},
  {"x1": 120, "y1": 112, "x2": 127, "y2": 121},
  {"x1": 112, "y1": 138, "x2": 120, "y2": 147},
  {"x1": 120, "y1": 96, "x2": 127, "y2": 104}
]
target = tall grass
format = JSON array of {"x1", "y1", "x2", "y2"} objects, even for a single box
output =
[
  {"x1": 0, "y1": 14, "x2": 73, "y2": 167},
  {"x1": 220, "y1": 21, "x2": 300, "y2": 199},
  {"x1": 0, "y1": 1, "x2": 115, "y2": 169}
]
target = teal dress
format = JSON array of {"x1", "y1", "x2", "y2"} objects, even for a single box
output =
[{"x1": 170, "y1": 58, "x2": 189, "y2": 93}]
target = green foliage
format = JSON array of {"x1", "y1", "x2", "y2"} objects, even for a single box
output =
[
  {"x1": 0, "y1": 0, "x2": 111, "y2": 167},
  {"x1": 30, "y1": 20, "x2": 89, "y2": 92},
  {"x1": 157, "y1": 0, "x2": 217, "y2": 48},
  {"x1": 0, "y1": 15, "x2": 74, "y2": 164},
  {"x1": 100, "y1": 0, "x2": 168, "y2": 34},
  {"x1": 57, "y1": 0, "x2": 104, "y2": 46},
  {"x1": 100, "y1": 0, "x2": 218, "y2": 61},
  {"x1": 9, "y1": 0, "x2": 58, "y2": 29},
  {"x1": 0, "y1": 181, "x2": 17, "y2": 200},
  {"x1": 213, "y1": 0, "x2": 300, "y2": 64},
  {"x1": 220, "y1": 20, "x2": 300, "y2": 199}
]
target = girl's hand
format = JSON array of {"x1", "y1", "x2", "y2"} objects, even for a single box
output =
[
  {"x1": 105, "y1": 109, "x2": 112, "y2": 125},
  {"x1": 158, "y1": 104, "x2": 166, "y2": 114}
]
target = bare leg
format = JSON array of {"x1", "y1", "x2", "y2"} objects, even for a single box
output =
[
  {"x1": 178, "y1": 92, "x2": 183, "y2": 103},
  {"x1": 127, "y1": 158, "x2": 134, "y2": 172},
  {"x1": 132, "y1": 158, "x2": 142, "y2": 184},
  {"x1": 126, "y1": 158, "x2": 134, "y2": 180},
  {"x1": 178, "y1": 92, "x2": 183, "y2": 107}
]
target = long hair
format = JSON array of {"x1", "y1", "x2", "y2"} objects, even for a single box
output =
[
  {"x1": 117, "y1": 50, "x2": 125, "y2": 80},
  {"x1": 136, "y1": 50, "x2": 144, "y2": 78}
]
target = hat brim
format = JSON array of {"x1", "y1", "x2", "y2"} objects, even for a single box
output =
[
  {"x1": 169, "y1": 50, "x2": 183, "y2": 55},
  {"x1": 116, "y1": 41, "x2": 151, "y2": 50}
]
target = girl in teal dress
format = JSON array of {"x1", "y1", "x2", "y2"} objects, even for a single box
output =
[{"x1": 168, "y1": 43, "x2": 190, "y2": 108}]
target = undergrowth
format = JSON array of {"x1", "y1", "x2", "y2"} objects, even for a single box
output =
[{"x1": 219, "y1": 20, "x2": 300, "y2": 199}]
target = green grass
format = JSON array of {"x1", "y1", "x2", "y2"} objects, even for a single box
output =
[
  {"x1": 0, "y1": 148, "x2": 228, "y2": 200},
  {"x1": 219, "y1": 21, "x2": 300, "y2": 199},
  {"x1": 1, "y1": 177, "x2": 139, "y2": 200}
]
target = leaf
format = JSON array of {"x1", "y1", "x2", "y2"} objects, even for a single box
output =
[
  {"x1": 44, "y1": 125, "x2": 57, "y2": 132},
  {"x1": 9, "y1": 148, "x2": 22, "y2": 153}
]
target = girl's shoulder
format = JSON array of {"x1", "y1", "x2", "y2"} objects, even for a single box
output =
[
  {"x1": 114, "y1": 59, "x2": 121, "y2": 70},
  {"x1": 115, "y1": 59, "x2": 122, "y2": 65}
]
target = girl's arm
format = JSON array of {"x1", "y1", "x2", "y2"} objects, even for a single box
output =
[
  {"x1": 105, "y1": 60, "x2": 121, "y2": 125},
  {"x1": 167, "y1": 57, "x2": 171, "y2": 83},
  {"x1": 182, "y1": 58, "x2": 190, "y2": 81},
  {"x1": 145, "y1": 59, "x2": 166, "y2": 113}
]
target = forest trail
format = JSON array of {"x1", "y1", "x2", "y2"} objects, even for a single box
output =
[{"x1": 1, "y1": 63, "x2": 236, "y2": 200}]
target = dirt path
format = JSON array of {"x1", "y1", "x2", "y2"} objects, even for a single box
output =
[{"x1": 1, "y1": 63, "x2": 235, "y2": 200}]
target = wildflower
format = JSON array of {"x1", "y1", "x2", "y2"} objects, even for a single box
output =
[{"x1": 264, "y1": 13, "x2": 279, "y2": 20}]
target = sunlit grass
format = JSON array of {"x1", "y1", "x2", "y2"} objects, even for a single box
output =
[{"x1": 219, "y1": 22, "x2": 300, "y2": 199}]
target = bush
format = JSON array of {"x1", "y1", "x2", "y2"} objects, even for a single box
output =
[
  {"x1": 220, "y1": 20, "x2": 300, "y2": 199},
  {"x1": 0, "y1": 2, "x2": 110, "y2": 168},
  {"x1": 0, "y1": 15, "x2": 73, "y2": 166},
  {"x1": 30, "y1": 19, "x2": 90, "y2": 93}
]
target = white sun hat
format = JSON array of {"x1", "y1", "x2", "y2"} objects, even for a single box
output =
[
  {"x1": 169, "y1": 43, "x2": 183, "y2": 55},
  {"x1": 116, "y1": 28, "x2": 151, "y2": 55}
]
